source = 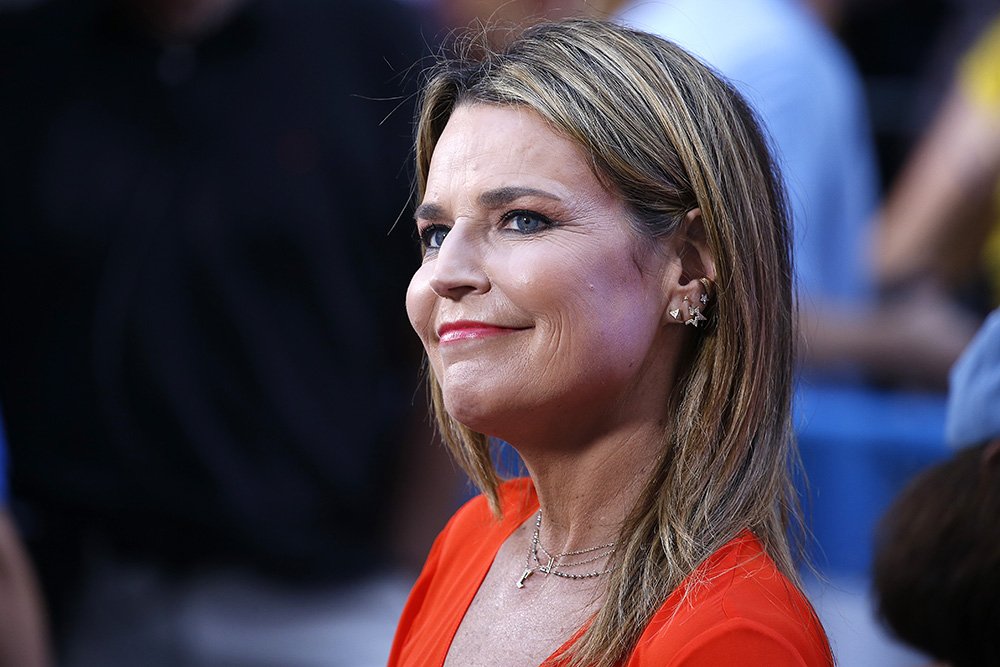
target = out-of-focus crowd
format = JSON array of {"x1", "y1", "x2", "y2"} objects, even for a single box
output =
[{"x1": 0, "y1": 0, "x2": 997, "y2": 666}]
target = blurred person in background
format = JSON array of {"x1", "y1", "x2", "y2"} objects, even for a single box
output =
[
  {"x1": 872, "y1": 309, "x2": 1000, "y2": 667},
  {"x1": 0, "y1": 0, "x2": 457, "y2": 665},
  {"x1": 876, "y1": 12, "x2": 1000, "y2": 318},
  {"x1": 0, "y1": 423, "x2": 51, "y2": 667}
]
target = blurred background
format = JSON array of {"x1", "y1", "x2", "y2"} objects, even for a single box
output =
[{"x1": 1, "y1": 0, "x2": 997, "y2": 665}]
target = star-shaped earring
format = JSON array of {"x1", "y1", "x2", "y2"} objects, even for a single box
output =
[{"x1": 685, "y1": 304, "x2": 708, "y2": 327}]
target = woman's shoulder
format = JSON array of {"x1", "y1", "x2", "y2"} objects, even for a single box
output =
[{"x1": 628, "y1": 531, "x2": 833, "y2": 666}]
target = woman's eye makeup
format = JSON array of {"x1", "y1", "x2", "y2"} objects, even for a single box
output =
[
  {"x1": 500, "y1": 209, "x2": 554, "y2": 234},
  {"x1": 417, "y1": 208, "x2": 554, "y2": 252},
  {"x1": 419, "y1": 224, "x2": 450, "y2": 250}
]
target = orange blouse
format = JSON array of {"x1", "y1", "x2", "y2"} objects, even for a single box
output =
[{"x1": 389, "y1": 478, "x2": 833, "y2": 666}]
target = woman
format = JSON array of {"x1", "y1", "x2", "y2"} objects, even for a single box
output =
[{"x1": 389, "y1": 19, "x2": 832, "y2": 667}]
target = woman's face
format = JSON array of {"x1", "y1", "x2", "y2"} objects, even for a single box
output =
[{"x1": 407, "y1": 104, "x2": 682, "y2": 441}]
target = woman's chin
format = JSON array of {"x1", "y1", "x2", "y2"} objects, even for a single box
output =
[
  {"x1": 441, "y1": 389, "x2": 525, "y2": 439},
  {"x1": 442, "y1": 395, "x2": 494, "y2": 434}
]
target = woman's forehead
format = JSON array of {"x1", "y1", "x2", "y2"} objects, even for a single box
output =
[{"x1": 424, "y1": 104, "x2": 608, "y2": 201}]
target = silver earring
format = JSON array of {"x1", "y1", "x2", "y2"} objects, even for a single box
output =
[
  {"x1": 670, "y1": 308, "x2": 681, "y2": 320},
  {"x1": 698, "y1": 277, "x2": 714, "y2": 305},
  {"x1": 684, "y1": 295, "x2": 707, "y2": 327}
]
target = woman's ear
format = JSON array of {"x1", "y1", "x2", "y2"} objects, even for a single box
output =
[
  {"x1": 677, "y1": 208, "x2": 717, "y2": 284},
  {"x1": 663, "y1": 208, "x2": 718, "y2": 328}
]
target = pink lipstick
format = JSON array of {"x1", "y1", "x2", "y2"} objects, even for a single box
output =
[{"x1": 437, "y1": 320, "x2": 525, "y2": 343}]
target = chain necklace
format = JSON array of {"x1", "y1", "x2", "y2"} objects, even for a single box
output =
[{"x1": 516, "y1": 510, "x2": 616, "y2": 589}]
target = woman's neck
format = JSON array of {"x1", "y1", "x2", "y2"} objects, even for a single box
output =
[{"x1": 517, "y1": 420, "x2": 665, "y2": 554}]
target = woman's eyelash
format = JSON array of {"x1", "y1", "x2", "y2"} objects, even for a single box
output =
[
  {"x1": 500, "y1": 209, "x2": 555, "y2": 233},
  {"x1": 419, "y1": 224, "x2": 450, "y2": 250},
  {"x1": 417, "y1": 209, "x2": 554, "y2": 250}
]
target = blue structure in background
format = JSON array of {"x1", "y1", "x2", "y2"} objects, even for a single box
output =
[{"x1": 795, "y1": 382, "x2": 950, "y2": 574}]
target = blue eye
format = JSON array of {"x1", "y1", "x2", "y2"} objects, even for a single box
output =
[
  {"x1": 420, "y1": 225, "x2": 450, "y2": 250},
  {"x1": 503, "y1": 210, "x2": 552, "y2": 233}
]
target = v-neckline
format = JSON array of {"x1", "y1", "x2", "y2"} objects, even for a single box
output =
[{"x1": 441, "y1": 481, "x2": 587, "y2": 667}]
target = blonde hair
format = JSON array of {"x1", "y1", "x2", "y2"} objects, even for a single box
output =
[{"x1": 416, "y1": 19, "x2": 800, "y2": 667}]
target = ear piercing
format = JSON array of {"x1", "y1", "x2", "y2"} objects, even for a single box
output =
[
  {"x1": 675, "y1": 278, "x2": 714, "y2": 328},
  {"x1": 683, "y1": 296, "x2": 707, "y2": 327},
  {"x1": 698, "y1": 277, "x2": 713, "y2": 304}
]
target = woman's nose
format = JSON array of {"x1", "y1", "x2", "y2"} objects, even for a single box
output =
[{"x1": 428, "y1": 224, "x2": 491, "y2": 299}]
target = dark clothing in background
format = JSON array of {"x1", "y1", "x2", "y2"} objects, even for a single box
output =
[{"x1": 0, "y1": 0, "x2": 426, "y2": 629}]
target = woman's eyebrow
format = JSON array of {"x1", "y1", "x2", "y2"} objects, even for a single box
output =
[
  {"x1": 414, "y1": 202, "x2": 447, "y2": 221},
  {"x1": 415, "y1": 187, "x2": 562, "y2": 221},
  {"x1": 478, "y1": 186, "x2": 561, "y2": 208}
]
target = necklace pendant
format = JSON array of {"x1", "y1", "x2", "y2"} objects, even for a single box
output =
[
  {"x1": 516, "y1": 568, "x2": 534, "y2": 589},
  {"x1": 539, "y1": 556, "x2": 554, "y2": 575}
]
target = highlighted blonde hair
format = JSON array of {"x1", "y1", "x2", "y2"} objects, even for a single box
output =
[{"x1": 415, "y1": 19, "x2": 801, "y2": 667}]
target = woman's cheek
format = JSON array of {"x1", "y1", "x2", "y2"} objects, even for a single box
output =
[{"x1": 405, "y1": 269, "x2": 435, "y2": 347}]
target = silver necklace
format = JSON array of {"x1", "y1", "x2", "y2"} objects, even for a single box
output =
[{"x1": 516, "y1": 510, "x2": 616, "y2": 588}]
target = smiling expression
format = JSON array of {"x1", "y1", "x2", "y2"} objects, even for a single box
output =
[{"x1": 406, "y1": 104, "x2": 683, "y2": 444}]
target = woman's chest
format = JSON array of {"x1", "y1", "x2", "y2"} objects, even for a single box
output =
[{"x1": 443, "y1": 541, "x2": 602, "y2": 667}]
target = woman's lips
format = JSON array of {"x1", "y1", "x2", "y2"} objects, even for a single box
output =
[{"x1": 437, "y1": 320, "x2": 528, "y2": 343}]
